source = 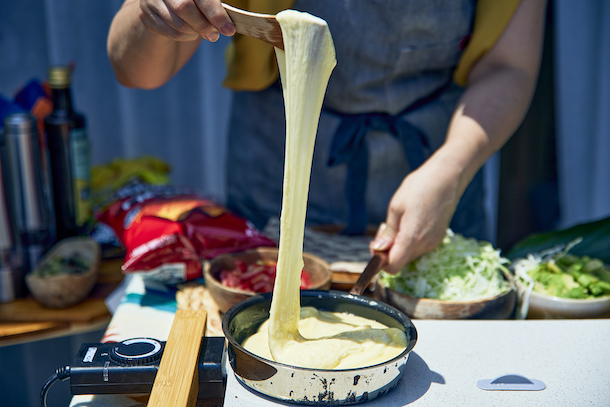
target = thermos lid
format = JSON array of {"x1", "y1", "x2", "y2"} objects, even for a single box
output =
[{"x1": 3, "y1": 113, "x2": 36, "y2": 136}]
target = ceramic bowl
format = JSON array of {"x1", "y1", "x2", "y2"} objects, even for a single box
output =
[
  {"x1": 26, "y1": 237, "x2": 101, "y2": 309},
  {"x1": 204, "y1": 247, "x2": 332, "y2": 313},
  {"x1": 515, "y1": 280, "x2": 610, "y2": 319},
  {"x1": 374, "y1": 280, "x2": 517, "y2": 320}
]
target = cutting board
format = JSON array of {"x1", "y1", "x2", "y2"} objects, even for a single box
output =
[{"x1": 0, "y1": 258, "x2": 124, "y2": 345}]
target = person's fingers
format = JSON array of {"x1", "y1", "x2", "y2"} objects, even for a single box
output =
[
  {"x1": 193, "y1": 0, "x2": 235, "y2": 37},
  {"x1": 384, "y1": 227, "x2": 415, "y2": 275},
  {"x1": 141, "y1": 0, "x2": 235, "y2": 42},
  {"x1": 170, "y1": 0, "x2": 223, "y2": 41},
  {"x1": 370, "y1": 222, "x2": 396, "y2": 252},
  {"x1": 170, "y1": 0, "x2": 219, "y2": 42},
  {"x1": 141, "y1": 1, "x2": 200, "y2": 41}
]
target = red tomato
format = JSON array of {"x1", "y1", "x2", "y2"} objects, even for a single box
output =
[{"x1": 300, "y1": 270, "x2": 312, "y2": 289}]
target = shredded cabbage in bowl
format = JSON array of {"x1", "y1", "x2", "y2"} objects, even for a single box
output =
[{"x1": 379, "y1": 230, "x2": 512, "y2": 301}]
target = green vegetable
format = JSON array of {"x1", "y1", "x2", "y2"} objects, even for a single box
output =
[
  {"x1": 380, "y1": 230, "x2": 512, "y2": 301},
  {"x1": 35, "y1": 253, "x2": 90, "y2": 278},
  {"x1": 513, "y1": 238, "x2": 610, "y2": 300}
]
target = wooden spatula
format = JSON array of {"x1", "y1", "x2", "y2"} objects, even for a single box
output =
[
  {"x1": 221, "y1": 3, "x2": 284, "y2": 49},
  {"x1": 350, "y1": 251, "x2": 389, "y2": 296}
]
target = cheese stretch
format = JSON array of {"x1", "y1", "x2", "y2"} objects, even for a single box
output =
[{"x1": 242, "y1": 10, "x2": 407, "y2": 370}]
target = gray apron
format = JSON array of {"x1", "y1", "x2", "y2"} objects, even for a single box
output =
[{"x1": 226, "y1": 0, "x2": 487, "y2": 240}]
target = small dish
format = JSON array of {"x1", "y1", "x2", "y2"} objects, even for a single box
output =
[
  {"x1": 204, "y1": 247, "x2": 332, "y2": 313},
  {"x1": 515, "y1": 279, "x2": 610, "y2": 319},
  {"x1": 26, "y1": 237, "x2": 101, "y2": 308}
]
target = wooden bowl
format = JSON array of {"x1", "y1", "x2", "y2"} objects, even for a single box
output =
[
  {"x1": 374, "y1": 280, "x2": 517, "y2": 320},
  {"x1": 26, "y1": 237, "x2": 101, "y2": 309},
  {"x1": 204, "y1": 247, "x2": 332, "y2": 313}
]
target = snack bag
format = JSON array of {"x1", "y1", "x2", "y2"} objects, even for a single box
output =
[{"x1": 97, "y1": 187, "x2": 276, "y2": 284}]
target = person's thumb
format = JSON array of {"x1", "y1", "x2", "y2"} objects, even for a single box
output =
[{"x1": 370, "y1": 222, "x2": 396, "y2": 252}]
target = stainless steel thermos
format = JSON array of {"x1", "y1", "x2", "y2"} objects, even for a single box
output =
[
  {"x1": 1, "y1": 113, "x2": 53, "y2": 294},
  {"x1": 0, "y1": 126, "x2": 20, "y2": 302}
]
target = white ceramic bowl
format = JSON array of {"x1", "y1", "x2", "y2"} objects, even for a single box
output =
[{"x1": 515, "y1": 280, "x2": 610, "y2": 319}]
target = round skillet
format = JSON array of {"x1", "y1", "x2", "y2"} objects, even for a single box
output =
[{"x1": 222, "y1": 290, "x2": 418, "y2": 405}]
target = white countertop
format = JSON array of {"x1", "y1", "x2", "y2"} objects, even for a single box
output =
[
  {"x1": 70, "y1": 276, "x2": 610, "y2": 407},
  {"x1": 224, "y1": 319, "x2": 610, "y2": 407}
]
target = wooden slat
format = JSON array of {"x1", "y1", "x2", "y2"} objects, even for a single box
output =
[{"x1": 148, "y1": 310, "x2": 207, "y2": 407}]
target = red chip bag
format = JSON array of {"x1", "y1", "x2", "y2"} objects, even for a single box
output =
[{"x1": 97, "y1": 188, "x2": 276, "y2": 283}]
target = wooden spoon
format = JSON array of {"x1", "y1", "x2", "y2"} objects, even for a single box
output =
[{"x1": 221, "y1": 3, "x2": 284, "y2": 50}]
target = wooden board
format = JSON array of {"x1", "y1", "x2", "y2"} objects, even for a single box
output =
[
  {"x1": 0, "y1": 297, "x2": 110, "y2": 323},
  {"x1": 148, "y1": 309, "x2": 207, "y2": 407},
  {"x1": 0, "y1": 321, "x2": 69, "y2": 339},
  {"x1": 0, "y1": 258, "x2": 124, "y2": 324},
  {"x1": 0, "y1": 258, "x2": 124, "y2": 344}
]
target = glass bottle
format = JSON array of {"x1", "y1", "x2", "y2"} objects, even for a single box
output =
[{"x1": 44, "y1": 66, "x2": 92, "y2": 240}]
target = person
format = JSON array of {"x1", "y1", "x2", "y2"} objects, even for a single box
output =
[{"x1": 107, "y1": 0, "x2": 547, "y2": 275}]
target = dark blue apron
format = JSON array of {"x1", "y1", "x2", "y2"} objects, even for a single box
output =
[{"x1": 226, "y1": 0, "x2": 487, "y2": 240}]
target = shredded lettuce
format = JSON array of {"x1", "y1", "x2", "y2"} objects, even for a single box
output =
[{"x1": 380, "y1": 230, "x2": 512, "y2": 301}]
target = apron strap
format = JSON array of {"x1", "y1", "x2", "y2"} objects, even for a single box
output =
[{"x1": 326, "y1": 80, "x2": 452, "y2": 235}]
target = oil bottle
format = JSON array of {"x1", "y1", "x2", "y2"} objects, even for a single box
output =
[{"x1": 44, "y1": 66, "x2": 92, "y2": 240}]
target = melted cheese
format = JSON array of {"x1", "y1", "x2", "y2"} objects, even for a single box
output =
[
  {"x1": 242, "y1": 9, "x2": 406, "y2": 370},
  {"x1": 243, "y1": 306, "x2": 407, "y2": 369}
]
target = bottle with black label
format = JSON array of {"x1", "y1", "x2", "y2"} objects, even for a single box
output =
[{"x1": 44, "y1": 66, "x2": 92, "y2": 240}]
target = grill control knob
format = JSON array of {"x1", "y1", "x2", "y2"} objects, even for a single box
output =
[{"x1": 109, "y1": 338, "x2": 164, "y2": 366}]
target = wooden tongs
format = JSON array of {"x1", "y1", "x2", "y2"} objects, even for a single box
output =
[{"x1": 221, "y1": 3, "x2": 284, "y2": 49}]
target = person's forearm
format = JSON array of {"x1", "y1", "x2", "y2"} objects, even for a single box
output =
[
  {"x1": 430, "y1": 0, "x2": 547, "y2": 199},
  {"x1": 432, "y1": 65, "x2": 538, "y2": 198},
  {"x1": 107, "y1": 0, "x2": 202, "y2": 89}
]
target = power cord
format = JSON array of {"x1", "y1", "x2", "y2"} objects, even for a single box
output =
[{"x1": 40, "y1": 366, "x2": 71, "y2": 407}]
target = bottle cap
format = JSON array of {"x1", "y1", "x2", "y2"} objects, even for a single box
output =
[{"x1": 48, "y1": 66, "x2": 71, "y2": 88}]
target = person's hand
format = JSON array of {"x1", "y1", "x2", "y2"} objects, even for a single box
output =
[
  {"x1": 139, "y1": 0, "x2": 236, "y2": 42},
  {"x1": 370, "y1": 158, "x2": 461, "y2": 274}
]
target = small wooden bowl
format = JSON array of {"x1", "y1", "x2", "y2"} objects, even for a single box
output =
[
  {"x1": 204, "y1": 247, "x2": 332, "y2": 313},
  {"x1": 375, "y1": 280, "x2": 517, "y2": 320},
  {"x1": 26, "y1": 237, "x2": 101, "y2": 309}
]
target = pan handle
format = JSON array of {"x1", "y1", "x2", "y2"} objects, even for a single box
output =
[{"x1": 349, "y1": 252, "x2": 388, "y2": 296}]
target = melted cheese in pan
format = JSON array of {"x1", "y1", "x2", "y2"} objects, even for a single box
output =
[
  {"x1": 243, "y1": 306, "x2": 407, "y2": 369},
  {"x1": 242, "y1": 9, "x2": 406, "y2": 370}
]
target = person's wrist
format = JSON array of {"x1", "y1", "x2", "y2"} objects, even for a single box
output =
[{"x1": 427, "y1": 143, "x2": 480, "y2": 197}]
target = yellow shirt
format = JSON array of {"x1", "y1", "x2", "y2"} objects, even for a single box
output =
[{"x1": 223, "y1": 0, "x2": 520, "y2": 91}]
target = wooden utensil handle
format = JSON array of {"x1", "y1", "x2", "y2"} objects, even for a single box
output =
[
  {"x1": 350, "y1": 252, "x2": 389, "y2": 296},
  {"x1": 221, "y1": 3, "x2": 284, "y2": 49}
]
